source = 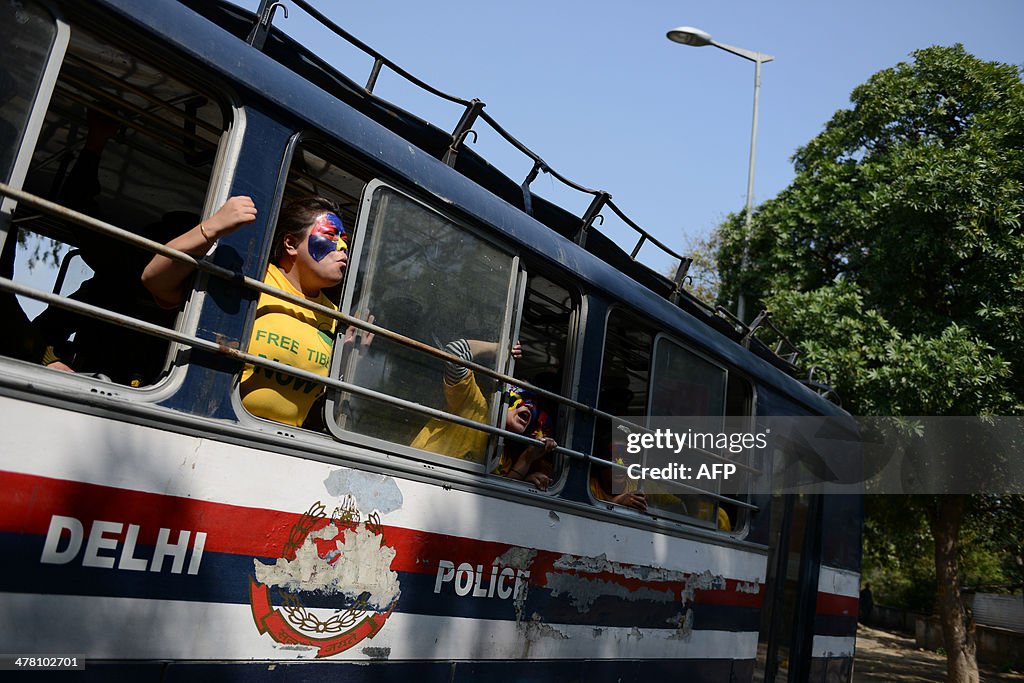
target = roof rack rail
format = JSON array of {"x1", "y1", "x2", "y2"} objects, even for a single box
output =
[
  {"x1": 245, "y1": 0, "x2": 688, "y2": 267},
  {"x1": 236, "y1": 0, "x2": 802, "y2": 374}
]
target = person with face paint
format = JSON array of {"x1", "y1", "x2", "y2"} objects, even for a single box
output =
[
  {"x1": 410, "y1": 338, "x2": 558, "y2": 490},
  {"x1": 143, "y1": 195, "x2": 366, "y2": 427},
  {"x1": 491, "y1": 385, "x2": 558, "y2": 489}
]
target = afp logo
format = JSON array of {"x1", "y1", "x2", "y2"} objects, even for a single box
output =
[{"x1": 249, "y1": 498, "x2": 400, "y2": 658}]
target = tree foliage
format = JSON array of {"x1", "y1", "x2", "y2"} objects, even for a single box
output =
[
  {"x1": 709, "y1": 45, "x2": 1024, "y2": 682},
  {"x1": 862, "y1": 494, "x2": 1024, "y2": 613},
  {"x1": 715, "y1": 44, "x2": 1024, "y2": 408},
  {"x1": 764, "y1": 284, "x2": 1015, "y2": 416}
]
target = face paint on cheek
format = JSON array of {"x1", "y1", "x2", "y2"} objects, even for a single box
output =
[{"x1": 306, "y1": 212, "x2": 348, "y2": 263}]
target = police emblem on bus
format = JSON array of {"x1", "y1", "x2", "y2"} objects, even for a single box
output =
[{"x1": 249, "y1": 498, "x2": 400, "y2": 657}]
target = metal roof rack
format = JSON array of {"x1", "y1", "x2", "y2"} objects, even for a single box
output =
[
  {"x1": 247, "y1": 2, "x2": 687, "y2": 267},
  {"x1": 223, "y1": 0, "x2": 802, "y2": 375}
]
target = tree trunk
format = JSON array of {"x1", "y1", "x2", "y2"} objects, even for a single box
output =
[{"x1": 928, "y1": 495, "x2": 979, "y2": 683}]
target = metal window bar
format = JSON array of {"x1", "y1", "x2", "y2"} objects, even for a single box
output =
[
  {"x1": 0, "y1": 182, "x2": 761, "y2": 481},
  {"x1": 0, "y1": 269, "x2": 756, "y2": 511},
  {"x1": 0, "y1": 274, "x2": 569, "y2": 455}
]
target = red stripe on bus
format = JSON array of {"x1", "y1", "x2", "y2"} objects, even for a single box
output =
[
  {"x1": 816, "y1": 591, "x2": 859, "y2": 617},
  {"x1": 0, "y1": 470, "x2": 293, "y2": 555},
  {"x1": 1, "y1": 470, "x2": 769, "y2": 608}
]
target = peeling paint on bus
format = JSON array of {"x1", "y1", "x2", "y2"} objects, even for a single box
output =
[
  {"x1": 323, "y1": 470, "x2": 403, "y2": 514},
  {"x1": 254, "y1": 522, "x2": 400, "y2": 610}
]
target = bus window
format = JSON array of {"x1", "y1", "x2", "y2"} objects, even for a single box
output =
[
  {"x1": 648, "y1": 336, "x2": 729, "y2": 528},
  {"x1": 488, "y1": 272, "x2": 576, "y2": 487},
  {"x1": 2, "y1": 20, "x2": 228, "y2": 386},
  {"x1": 327, "y1": 182, "x2": 517, "y2": 469},
  {"x1": 591, "y1": 308, "x2": 747, "y2": 530},
  {"x1": 590, "y1": 308, "x2": 653, "y2": 511},
  {"x1": 233, "y1": 142, "x2": 369, "y2": 430},
  {"x1": 0, "y1": 0, "x2": 67, "y2": 188}
]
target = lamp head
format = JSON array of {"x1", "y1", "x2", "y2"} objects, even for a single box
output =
[{"x1": 666, "y1": 26, "x2": 712, "y2": 47}]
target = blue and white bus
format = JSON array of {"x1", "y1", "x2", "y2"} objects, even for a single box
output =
[{"x1": 0, "y1": 1, "x2": 861, "y2": 680}]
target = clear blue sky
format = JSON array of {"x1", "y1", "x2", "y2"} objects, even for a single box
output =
[{"x1": 240, "y1": 2, "x2": 1019, "y2": 274}]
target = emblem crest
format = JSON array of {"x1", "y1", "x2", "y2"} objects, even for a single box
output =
[{"x1": 250, "y1": 498, "x2": 400, "y2": 657}]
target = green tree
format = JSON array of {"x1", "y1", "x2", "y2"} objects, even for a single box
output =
[{"x1": 711, "y1": 45, "x2": 1024, "y2": 683}]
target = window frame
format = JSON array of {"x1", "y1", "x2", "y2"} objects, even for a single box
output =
[
  {"x1": 226, "y1": 131, "x2": 371, "y2": 432},
  {"x1": 589, "y1": 304, "x2": 757, "y2": 533},
  {"x1": 647, "y1": 332, "x2": 732, "y2": 529},
  {"x1": 486, "y1": 266, "x2": 583, "y2": 493},
  {"x1": 0, "y1": 0, "x2": 69, "y2": 254},
  {"x1": 0, "y1": 5, "x2": 244, "y2": 401},
  {"x1": 321, "y1": 178, "x2": 525, "y2": 476}
]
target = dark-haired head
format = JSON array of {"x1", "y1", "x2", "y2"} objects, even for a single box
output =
[{"x1": 271, "y1": 196, "x2": 340, "y2": 265}]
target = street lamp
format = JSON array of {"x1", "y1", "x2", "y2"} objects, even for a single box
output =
[{"x1": 666, "y1": 26, "x2": 774, "y2": 324}]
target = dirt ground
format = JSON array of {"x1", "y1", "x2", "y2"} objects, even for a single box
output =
[{"x1": 854, "y1": 625, "x2": 1024, "y2": 682}]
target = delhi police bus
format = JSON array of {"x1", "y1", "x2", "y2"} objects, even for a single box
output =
[{"x1": 0, "y1": 0, "x2": 861, "y2": 680}]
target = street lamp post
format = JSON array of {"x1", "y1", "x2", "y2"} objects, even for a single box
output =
[{"x1": 666, "y1": 26, "x2": 773, "y2": 324}]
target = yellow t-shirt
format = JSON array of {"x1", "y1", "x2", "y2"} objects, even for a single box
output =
[
  {"x1": 239, "y1": 264, "x2": 337, "y2": 427},
  {"x1": 410, "y1": 371, "x2": 489, "y2": 464}
]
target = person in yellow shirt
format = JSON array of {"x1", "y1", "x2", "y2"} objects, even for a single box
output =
[
  {"x1": 142, "y1": 196, "x2": 366, "y2": 426},
  {"x1": 411, "y1": 338, "x2": 557, "y2": 488}
]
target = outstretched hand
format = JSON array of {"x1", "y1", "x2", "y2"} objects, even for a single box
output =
[
  {"x1": 525, "y1": 471, "x2": 552, "y2": 491},
  {"x1": 519, "y1": 436, "x2": 556, "y2": 466},
  {"x1": 141, "y1": 195, "x2": 259, "y2": 309},
  {"x1": 510, "y1": 437, "x2": 557, "y2": 489},
  {"x1": 344, "y1": 314, "x2": 375, "y2": 349},
  {"x1": 612, "y1": 491, "x2": 647, "y2": 512},
  {"x1": 203, "y1": 196, "x2": 258, "y2": 241}
]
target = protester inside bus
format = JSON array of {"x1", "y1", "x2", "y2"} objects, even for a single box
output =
[
  {"x1": 696, "y1": 500, "x2": 732, "y2": 531},
  {"x1": 591, "y1": 464, "x2": 648, "y2": 512},
  {"x1": 32, "y1": 211, "x2": 196, "y2": 384},
  {"x1": 143, "y1": 195, "x2": 369, "y2": 427},
  {"x1": 492, "y1": 385, "x2": 558, "y2": 488},
  {"x1": 30, "y1": 110, "x2": 199, "y2": 385},
  {"x1": 589, "y1": 448, "x2": 729, "y2": 527},
  {"x1": 410, "y1": 338, "x2": 557, "y2": 489},
  {"x1": 590, "y1": 425, "x2": 648, "y2": 512},
  {"x1": 589, "y1": 380, "x2": 648, "y2": 511}
]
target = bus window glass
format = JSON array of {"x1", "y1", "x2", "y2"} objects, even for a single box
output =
[
  {"x1": 490, "y1": 272, "x2": 576, "y2": 486},
  {"x1": 591, "y1": 309, "x2": 744, "y2": 531},
  {"x1": 2, "y1": 22, "x2": 227, "y2": 385},
  {"x1": 0, "y1": 0, "x2": 59, "y2": 183},
  {"x1": 647, "y1": 337, "x2": 729, "y2": 528},
  {"x1": 590, "y1": 308, "x2": 653, "y2": 511},
  {"x1": 650, "y1": 338, "x2": 726, "y2": 417},
  {"x1": 331, "y1": 184, "x2": 516, "y2": 467}
]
